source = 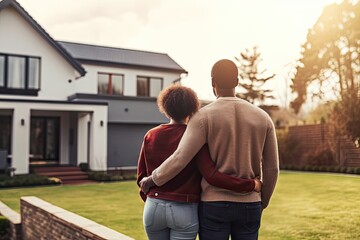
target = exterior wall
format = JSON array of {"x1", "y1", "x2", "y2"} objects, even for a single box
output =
[
  {"x1": 76, "y1": 63, "x2": 180, "y2": 95},
  {"x1": 0, "y1": 6, "x2": 81, "y2": 101},
  {"x1": 20, "y1": 196, "x2": 133, "y2": 240}
]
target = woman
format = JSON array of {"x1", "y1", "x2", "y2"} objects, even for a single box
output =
[{"x1": 137, "y1": 85, "x2": 260, "y2": 240}]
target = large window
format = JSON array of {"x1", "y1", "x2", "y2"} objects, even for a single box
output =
[
  {"x1": 0, "y1": 53, "x2": 41, "y2": 95},
  {"x1": 98, "y1": 72, "x2": 124, "y2": 95},
  {"x1": 137, "y1": 76, "x2": 163, "y2": 97}
]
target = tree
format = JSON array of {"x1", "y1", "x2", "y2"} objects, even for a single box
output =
[
  {"x1": 235, "y1": 46, "x2": 276, "y2": 106},
  {"x1": 291, "y1": 0, "x2": 360, "y2": 113},
  {"x1": 291, "y1": 0, "x2": 360, "y2": 146}
]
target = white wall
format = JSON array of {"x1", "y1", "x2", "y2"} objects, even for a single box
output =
[
  {"x1": 76, "y1": 64, "x2": 181, "y2": 96},
  {"x1": 0, "y1": 6, "x2": 81, "y2": 101}
]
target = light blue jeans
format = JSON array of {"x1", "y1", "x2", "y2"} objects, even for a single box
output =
[{"x1": 143, "y1": 197, "x2": 199, "y2": 240}]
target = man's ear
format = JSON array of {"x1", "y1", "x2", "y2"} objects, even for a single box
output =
[{"x1": 211, "y1": 78, "x2": 216, "y2": 87}]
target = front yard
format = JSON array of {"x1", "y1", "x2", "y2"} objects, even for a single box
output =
[{"x1": 0, "y1": 172, "x2": 359, "y2": 240}]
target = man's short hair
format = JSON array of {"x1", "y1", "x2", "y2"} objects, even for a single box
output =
[
  {"x1": 211, "y1": 59, "x2": 238, "y2": 89},
  {"x1": 157, "y1": 85, "x2": 200, "y2": 122}
]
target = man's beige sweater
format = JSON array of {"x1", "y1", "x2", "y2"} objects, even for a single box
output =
[{"x1": 152, "y1": 97, "x2": 279, "y2": 208}]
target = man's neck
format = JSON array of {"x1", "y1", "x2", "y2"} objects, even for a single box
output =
[{"x1": 216, "y1": 88, "x2": 236, "y2": 98}]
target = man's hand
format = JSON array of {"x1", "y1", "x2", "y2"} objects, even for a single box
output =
[
  {"x1": 254, "y1": 177, "x2": 262, "y2": 193},
  {"x1": 139, "y1": 175, "x2": 156, "y2": 194}
]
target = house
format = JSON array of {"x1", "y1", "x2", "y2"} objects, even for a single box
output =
[{"x1": 0, "y1": 0, "x2": 187, "y2": 174}]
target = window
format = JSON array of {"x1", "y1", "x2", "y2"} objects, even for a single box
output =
[
  {"x1": 97, "y1": 72, "x2": 124, "y2": 95},
  {"x1": 0, "y1": 53, "x2": 41, "y2": 95},
  {"x1": 0, "y1": 116, "x2": 12, "y2": 155},
  {"x1": 137, "y1": 76, "x2": 163, "y2": 97}
]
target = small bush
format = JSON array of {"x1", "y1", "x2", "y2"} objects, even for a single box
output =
[
  {"x1": 88, "y1": 171, "x2": 136, "y2": 182},
  {"x1": 0, "y1": 174, "x2": 61, "y2": 188}
]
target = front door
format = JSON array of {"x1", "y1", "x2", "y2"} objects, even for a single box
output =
[{"x1": 30, "y1": 117, "x2": 60, "y2": 165}]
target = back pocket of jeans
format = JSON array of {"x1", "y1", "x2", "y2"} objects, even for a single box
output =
[{"x1": 245, "y1": 204, "x2": 262, "y2": 227}]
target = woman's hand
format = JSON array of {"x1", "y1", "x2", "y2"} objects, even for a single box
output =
[
  {"x1": 139, "y1": 175, "x2": 156, "y2": 194},
  {"x1": 254, "y1": 177, "x2": 262, "y2": 192}
]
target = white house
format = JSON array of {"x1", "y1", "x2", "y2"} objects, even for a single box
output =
[{"x1": 0, "y1": 0, "x2": 187, "y2": 174}]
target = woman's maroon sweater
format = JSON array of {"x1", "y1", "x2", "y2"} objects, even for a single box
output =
[{"x1": 137, "y1": 124, "x2": 255, "y2": 202}]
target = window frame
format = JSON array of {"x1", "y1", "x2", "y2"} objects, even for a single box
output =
[
  {"x1": 0, "y1": 53, "x2": 41, "y2": 96},
  {"x1": 136, "y1": 75, "x2": 163, "y2": 97},
  {"x1": 97, "y1": 72, "x2": 125, "y2": 96}
]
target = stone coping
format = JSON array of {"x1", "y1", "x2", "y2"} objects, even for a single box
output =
[{"x1": 0, "y1": 201, "x2": 21, "y2": 224}]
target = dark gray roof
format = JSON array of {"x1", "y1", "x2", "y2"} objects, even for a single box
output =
[
  {"x1": 58, "y1": 41, "x2": 187, "y2": 74},
  {"x1": 0, "y1": 0, "x2": 86, "y2": 76}
]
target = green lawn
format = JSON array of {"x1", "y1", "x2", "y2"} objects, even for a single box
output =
[{"x1": 1, "y1": 172, "x2": 359, "y2": 240}]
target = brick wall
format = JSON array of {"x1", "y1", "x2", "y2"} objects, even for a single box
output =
[
  {"x1": 0, "y1": 201, "x2": 21, "y2": 240},
  {"x1": 287, "y1": 124, "x2": 360, "y2": 167},
  {"x1": 20, "y1": 196, "x2": 133, "y2": 240}
]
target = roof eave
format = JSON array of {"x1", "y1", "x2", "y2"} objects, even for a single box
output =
[{"x1": 77, "y1": 59, "x2": 187, "y2": 74}]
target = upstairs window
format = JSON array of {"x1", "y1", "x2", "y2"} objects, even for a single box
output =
[
  {"x1": 0, "y1": 53, "x2": 41, "y2": 95},
  {"x1": 98, "y1": 72, "x2": 124, "y2": 95},
  {"x1": 137, "y1": 76, "x2": 163, "y2": 97}
]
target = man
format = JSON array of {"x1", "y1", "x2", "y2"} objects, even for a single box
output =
[{"x1": 140, "y1": 59, "x2": 279, "y2": 240}]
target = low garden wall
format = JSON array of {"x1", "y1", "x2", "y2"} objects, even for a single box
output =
[{"x1": 0, "y1": 197, "x2": 134, "y2": 240}]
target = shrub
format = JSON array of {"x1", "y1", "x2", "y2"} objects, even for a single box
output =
[
  {"x1": 79, "y1": 163, "x2": 89, "y2": 172},
  {"x1": 305, "y1": 148, "x2": 336, "y2": 166},
  {"x1": 0, "y1": 174, "x2": 61, "y2": 188},
  {"x1": 88, "y1": 172, "x2": 136, "y2": 182},
  {"x1": 277, "y1": 129, "x2": 302, "y2": 166}
]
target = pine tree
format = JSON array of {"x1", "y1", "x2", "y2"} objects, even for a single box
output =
[{"x1": 235, "y1": 46, "x2": 275, "y2": 106}]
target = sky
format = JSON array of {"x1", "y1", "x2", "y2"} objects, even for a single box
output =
[{"x1": 17, "y1": 0, "x2": 338, "y2": 106}]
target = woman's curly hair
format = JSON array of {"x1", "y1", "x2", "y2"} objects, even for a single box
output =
[{"x1": 157, "y1": 85, "x2": 200, "y2": 122}]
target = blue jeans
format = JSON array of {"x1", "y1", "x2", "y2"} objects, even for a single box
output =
[
  {"x1": 199, "y1": 201, "x2": 262, "y2": 240},
  {"x1": 143, "y1": 197, "x2": 199, "y2": 240}
]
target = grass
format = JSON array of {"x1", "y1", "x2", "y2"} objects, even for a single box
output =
[{"x1": 0, "y1": 172, "x2": 360, "y2": 240}]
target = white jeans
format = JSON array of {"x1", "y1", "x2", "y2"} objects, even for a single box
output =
[{"x1": 143, "y1": 197, "x2": 199, "y2": 240}]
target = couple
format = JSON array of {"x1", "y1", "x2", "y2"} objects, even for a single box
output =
[{"x1": 137, "y1": 59, "x2": 279, "y2": 240}]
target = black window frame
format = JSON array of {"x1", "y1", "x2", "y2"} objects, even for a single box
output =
[
  {"x1": 136, "y1": 76, "x2": 163, "y2": 97},
  {"x1": 0, "y1": 53, "x2": 41, "y2": 96},
  {"x1": 97, "y1": 72, "x2": 125, "y2": 96}
]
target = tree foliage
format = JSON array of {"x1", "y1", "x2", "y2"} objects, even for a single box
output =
[
  {"x1": 291, "y1": 0, "x2": 360, "y2": 113},
  {"x1": 235, "y1": 46, "x2": 276, "y2": 106},
  {"x1": 291, "y1": 0, "x2": 360, "y2": 146}
]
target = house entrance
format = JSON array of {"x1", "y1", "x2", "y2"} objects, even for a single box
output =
[{"x1": 30, "y1": 117, "x2": 60, "y2": 165}]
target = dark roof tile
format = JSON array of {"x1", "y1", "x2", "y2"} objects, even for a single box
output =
[{"x1": 58, "y1": 41, "x2": 187, "y2": 74}]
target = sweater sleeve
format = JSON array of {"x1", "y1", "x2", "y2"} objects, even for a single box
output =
[
  {"x1": 136, "y1": 140, "x2": 147, "y2": 202},
  {"x1": 195, "y1": 144, "x2": 255, "y2": 192},
  {"x1": 261, "y1": 122, "x2": 280, "y2": 209},
  {"x1": 152, "y1": 113, "x2": 206, "y2": 186}
]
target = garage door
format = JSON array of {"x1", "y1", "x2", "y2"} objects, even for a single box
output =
[{"x1": 107, "y1": 123, "x2": 157, "y2": 168}]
